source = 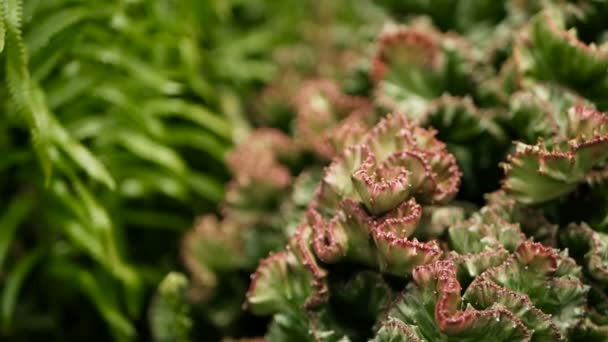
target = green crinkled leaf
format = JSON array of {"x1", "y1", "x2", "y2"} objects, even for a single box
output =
[
  {"x1": 295, "y1": 79, "x2": 374, "y2": 159},
  {"x1": 422, "y1": 96, "x2": 506, "y2": 144},
  {"x1": 381, "y1": 261, "x2": 532, "y2": 341},
  {"x1": 181, "y1": 211, "x2": 285, "y2": 330},
  {"x1": 450, "y1": 249, "x2": 510, "y2": 285},
  {"x1": 506, "y1": 84, "x2": 591, "y2": 144},
  {"x1": 421, "y1": 96, "x2": 509, "y2": 199},
  {"x1": 463, "y1": 280, "x2": 561, "y2": 341},
  {"x1": 377, "y1": 241, "x2": 588, "y2": 341},
  {"x1": 310, "y1": 113, "x2": 460, "y2": 275},
  {"x1": 182, "y1": 215, "x2": 243, "y2": 293},
  {"x1": 248, "y1": 228, "x2": 399, "y2": 341},
  {"x1": 373, "y1": 318, "x2": 421, "y2": 342},
  {"x1": 521, "y1": 9, "x2": 608, "y2": 108},
  {"x1": 414, "y1": 202, "x2": 473, "y2": 240},
  {"x1": 246, "y1": 226, "x2": 327, "y2": 316},
  {"x1": 449, "y1": 202, "x2": 526, "y2": 254},
  {"x1": 246, "y1": 226, "x2": 333, "y2": 341},
  {"x1": 483, "y1": 190, "x2": 558, "y2": 245},
  {"x1": 372, "y1": 25, "x2": 475, "y2": 117},
  {"x1": 502, "y1": 106, "x2": 608, "y2": 204},
  {"x1": 468, "y1": 242, "x2": 587, "y2": 335},
  {"x1": 561, "y1": 223, "x2": 608, "y2": 286}
]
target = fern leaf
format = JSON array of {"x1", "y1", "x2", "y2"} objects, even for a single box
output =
[
  {"x1": 24, "y1": 7, "x2": 93, "y2": 56},
  {"x1": 3, "y1": 0, "x2": 53, "y2": 181}
]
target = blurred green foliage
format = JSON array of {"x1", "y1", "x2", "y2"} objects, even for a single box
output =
[{"x1": 0, "y1": 0, "x2": 315, "y2": 340}]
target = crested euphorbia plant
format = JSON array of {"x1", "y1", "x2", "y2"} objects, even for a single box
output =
[
  {"x1": 378, "y1": 241, "x2": 587, "y2": 341},
  {"x1": 153, "y1": 1, "x2": 608, "y2": 340},
  {"x1": 308, "y1": 113, "x2": 460, "y2": 273}
]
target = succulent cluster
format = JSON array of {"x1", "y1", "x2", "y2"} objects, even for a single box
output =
[{"x1": 155, "y1": 1, "x2": 608, "y2": 341}]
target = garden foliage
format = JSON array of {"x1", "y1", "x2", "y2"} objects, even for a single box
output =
[
  {"x1": 0, "y1": 0, "x2": 314, "y2": 340},
  {"x1": 3, "y1": 0, "x2": 608, "y2": 341},
  {"x1": 170, "y1": 0, "x2": 608, "y2": 341}
]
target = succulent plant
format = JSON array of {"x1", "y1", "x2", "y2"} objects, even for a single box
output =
[
  {"x1": 308, "y1": 113, "x2": 460, "y2": 274},
  {"x1": 377, "y1": 241, "x2": 587, "y2": 341},
  {"x1": 501, "y1": 106, "x2": 608, "y2": 205},
  {"x1": 172, "y1": 1, "x2": 608, "y2": 340},
  {"x1": 295, "y1": 80, "x2": 375, "y2": 159}
]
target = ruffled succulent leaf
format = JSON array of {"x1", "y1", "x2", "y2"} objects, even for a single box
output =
[
  {"x1": 181, "y1": 213, "x2": 284, "y2": 323},
  {"x1": 245, "y1": 250, "x2": 305, "y2": 316},
  {"x1": 449, "y1": 248, "x2": 510, "y2": 285},
  {"x1": 376, "y1": 241, "x2": 587, "y2": 341},
  {"x1": 306, "y1": 271, "x2": 395, "y2": 341},
  {"x1": 264, "y1": 313, "x2": 312, "y2": 342},
  {"x1": 506, "y1": 84, "x2": 592, "y2": 144},
  {"x1": 309, "y1": 197, "x2": 441, "y2": 275},
  {"x1": 245, "y1": 225, "x2": 328, "y2": 316},
  {"x1": 466, "y1": 242, "x2": 587, "y2": 335},
  {"x1": 372, "y1": 25, "x2": 442, "y2": 116},
  {"x1": 484, "y1": 190, "x2": 558, "y2": 245},
  {"x1": 564, "y1": 105, "x2": 608, "y2": 140},
  {"x1": 561, "y1": 223, "x2": 608, "y2": 286},
  {"x1": 517, "y1": 9, "x2": 608, "y2": 108},
  {"x1": 419, "y1": 96, "x2": 509, "y2": 199},
  {"x1": 149, "y1": 272, "x2": 192, "y2": 342},
  {"x1": 414, "y1": 202, "x2": 474, "y2": 240},
  {"x1": 449, "y1": 204, "x2": 526, "y2": 254},
  {"x1": 182, "y1": 215, "x2": 245, "y2": 296},
  {"x1": 421, "y1": 96, "x2": 506, "y2": 144},
  {"x1": 281, "y1": 171, "x2": 324, "y2": 236},
  {"x1": 222, "y1": 180, "x2": 284, "y2": 226},
  {"x1": 478, "y1": 57, "x2": 521, "y2": 106},
  {"x1": 373, "y1": 318, "x2": 422, "y2": 342},
  {"x1": 372, "y1": 25, "x2": 474, "y2": 117},
  {"x1": 246, "y1": 226, "x2": 370, "y2": 341},
  {"x1": 501, "y1": 106, "x2": 608, "y2": 204},
  {"x1": 380, "y1": 260, "x2": 533, "y2": 341},
  {"x1": 223, "y1": 128, "x2": 299, "y2": 225},
  {"x1": 295, "y1": 80, "x2": 375, "y2": 159},
  {"x1": 226, "y1": 128, "x2": 295, "y2": 195},
  {"x1": 265, "y1": 307, "x2": 353, "y2": 342},
  {"x1": 463, "y1": 280, "x2": 562, "y2": 341},
  {"x1": 310, "y1": 114, "x2": 460, "y2": 274},
  {"x1": 316, "y1": 113, "x2": 460, "y2": 213},
  {"x1": 179, "y1": 215, "x2": 273, "y2": 330}
]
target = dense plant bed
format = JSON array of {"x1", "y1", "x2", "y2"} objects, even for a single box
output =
[{"x1": 160, "y1": 1, "x2": 608, "y2": 341}]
